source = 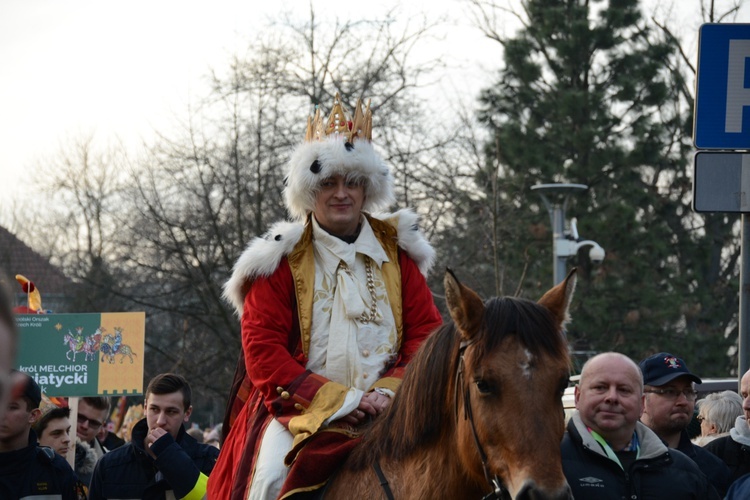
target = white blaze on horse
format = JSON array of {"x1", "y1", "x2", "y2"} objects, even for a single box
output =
[{"x1": 322, "y1": 269, "x2": 576, "y2": 500}]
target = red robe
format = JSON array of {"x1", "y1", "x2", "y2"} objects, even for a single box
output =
[{"x1": 208, "y1": 216, "x2": 441, "y2": 500}]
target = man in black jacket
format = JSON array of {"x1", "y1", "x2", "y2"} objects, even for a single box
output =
[
  {"x1": 0, "y1": 371, "x2": 80, "y2": 499},
  {"x1": 88, "y1": 373, "x2": 219, "y2": 499},
  {"x1": 705, "y1": 367, "x2": 750, "y2": 484},
  {"x1": 638, "y1": 352, "x2": 731, "y2": 496},
  {"x1": 561, "y1": 352, "x2": 717, "y2": 499}
]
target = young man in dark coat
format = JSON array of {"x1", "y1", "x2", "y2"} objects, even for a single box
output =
[
  {"x1": 88, "y1": 373, "x2": 219, "y2": 499},
  {"x1": 0, "y1": 371, "x2": 80, "y2": 499}
]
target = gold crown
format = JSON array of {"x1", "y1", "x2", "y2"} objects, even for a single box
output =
[{"x1": 304, "y1": 92, "x2": 372, "y2": 143}]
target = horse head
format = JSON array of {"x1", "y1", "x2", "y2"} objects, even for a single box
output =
[{"x1": 445, "y1": 268, "x2": 575, "y2": 500}]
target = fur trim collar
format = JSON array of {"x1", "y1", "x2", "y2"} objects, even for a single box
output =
[
  {"x1": 283, "y1": 136, "x2": 394, "y2": 221},
  {"x1": 75, "y1": 438, "x2": 97, "y2": 475},
  {"x1": 224, "y1": 209, "x2": 434, "y2": 315}
]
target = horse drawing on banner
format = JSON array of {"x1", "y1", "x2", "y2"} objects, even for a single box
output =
[
  {"x1": 322, "y1": 269, "x2": 577, "y2": 500},
  {"x1": 100, "y1": 329, "x2": 137, "y2": 364},
  {"x1": 63, "y1": 327, "x2": 86, "y2": 362}
]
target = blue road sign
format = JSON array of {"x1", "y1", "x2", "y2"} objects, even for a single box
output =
[{"x1": 695, "y1": 24, "x2": 750, "y2": 149}]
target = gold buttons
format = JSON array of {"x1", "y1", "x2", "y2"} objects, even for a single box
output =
[
  {"x1": 281, "y1": 391, "x2": 290, "y2": 400},
  {"x1": 363, "y1": 372, "x2": 369, "y2": 379},
  {"x1": 294, "y1": 403, "x2": 303, "y2": 411},
  {"x1": 362, "y1": 350, "x2": 370, "y2": 357},
  {"x1": 276, "y1": 386, "x2": 284, "y2": 394}
]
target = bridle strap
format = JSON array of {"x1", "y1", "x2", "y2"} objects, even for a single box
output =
[
  {"x1": 373, "y1": 460, "x2": 395, "y2": 500},
  {"x1": 457, "y1": 341, "x2": 510, "y2": 500}
]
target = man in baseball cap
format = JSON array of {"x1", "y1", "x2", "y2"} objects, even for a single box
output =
[{"x1": 639, "y1": 352, "x2": 730, "y2": 496}]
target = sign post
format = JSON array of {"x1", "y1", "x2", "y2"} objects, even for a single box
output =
[{"x1": 694, "y1": 24, "x2": 750, "y2": 378}]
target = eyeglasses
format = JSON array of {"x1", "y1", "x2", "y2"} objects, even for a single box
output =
[
  {"x1": 644, "y1": 388, "x2": 698, "y2": 401},
  {"x1": 77, "y1": 413, "x2": 103, "y2": 429}
]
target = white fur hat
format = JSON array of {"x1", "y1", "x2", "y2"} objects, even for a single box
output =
[{"x1": 283, "y1": 136, "x2": 395, "y2": 220}]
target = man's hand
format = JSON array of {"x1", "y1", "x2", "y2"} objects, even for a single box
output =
[
  {"x1": 144, "y1": 427, "x2": 168, "y2": 458},
  {"x1": 338, "y1": 390, "x2": 392, "y2": 425}
]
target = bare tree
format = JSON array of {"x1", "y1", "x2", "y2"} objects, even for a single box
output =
[{"x1": 14, "y1": 6, "x2": 461, "y2": 425}]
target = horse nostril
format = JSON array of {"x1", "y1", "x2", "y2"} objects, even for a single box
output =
[{"x1": 516, "y1": 482, "x2": 572, "y2": 500}]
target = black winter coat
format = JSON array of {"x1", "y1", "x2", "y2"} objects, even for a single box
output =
[
  {"x1": 704, "y1": 433, "x2": 750, "y2": 484},
  {"x1": 674, "y1": 430, "x2": 730, "y2": 496},
  {"x1": 0, "y1": 432, "x2": 79, "y2": 500},
  {"x1": 88, "y1": 418, "x2": 219, "y2": 500},
  {"x1": 561, "y1": 414, "x2": 718, "y2": 500}
]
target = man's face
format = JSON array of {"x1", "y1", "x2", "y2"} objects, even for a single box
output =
[
  {"x1": 313, "y1": 174, "x2": 365, "y2": 236},
  {"x1": 642, "y1": 375, "x2": 696, "y2": 436},
  {"x1": 575, "y1": 355, "x2": 644, "y2": 440},
  {"x1": 40, "y1": 417, "x2": 71, "y2": 456},
  {"x1": 77, "y1": 400, "x2": 108, "y2": 443},
  {"x1": 741, "y1": 369, "x2": 750, "y2": 423},
  {"x1": 0, "y1": 374, "x2": 38, "y2": 449},
  {"x1": 145, "y1": 392, "x2": 191, "y2": 440}
]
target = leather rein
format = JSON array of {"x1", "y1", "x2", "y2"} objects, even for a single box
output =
[{"x1": 371, "y1": 340, "x2": 510, "y2": 500}]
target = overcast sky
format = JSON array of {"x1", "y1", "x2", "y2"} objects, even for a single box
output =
[{"x1": 0, "y1": 0, "x2": 746, "y2": 222}]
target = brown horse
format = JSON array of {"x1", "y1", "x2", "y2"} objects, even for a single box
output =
[{"x1": 323, "y1": 269, "x2": 576, "y2": 499}]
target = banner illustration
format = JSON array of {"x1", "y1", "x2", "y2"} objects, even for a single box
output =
[{"x1": 15, "y1": 312, "x2": 145, "y2": 396}]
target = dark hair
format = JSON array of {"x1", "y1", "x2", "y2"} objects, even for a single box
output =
[
  {"x1": 33, "y1": 406, "x2": 71, "y2": 435},
  {"x1": 81, "y1": 397, "x2": 111, "y2": 413},
  {"x1": 146, "y1": 373, "x2": 191, "y2": 411}
]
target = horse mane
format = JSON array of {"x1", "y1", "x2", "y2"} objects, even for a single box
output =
[{"x1": 345, "y1": 296, "x2": 567, "y2": 470}]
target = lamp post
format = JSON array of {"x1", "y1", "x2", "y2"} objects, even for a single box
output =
[{"x1": 531, "y1": 183, "x2": 606, "y2": 285}]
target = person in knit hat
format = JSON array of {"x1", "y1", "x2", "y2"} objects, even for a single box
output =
[{"x1": 207, "y1": 93, "x2": 442, "y2": 500}]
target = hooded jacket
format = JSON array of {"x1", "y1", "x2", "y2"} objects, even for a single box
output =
[
  {"x1": 562, "y1": 412, "x2": 717, "y2": 499},
  {"x1": 705, "y1": 415, "x2": 750, "y2": 483}
]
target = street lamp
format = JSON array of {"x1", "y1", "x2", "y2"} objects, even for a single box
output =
[{"x1": 531, "y1": 183, "x2": 606, "y2": 285}]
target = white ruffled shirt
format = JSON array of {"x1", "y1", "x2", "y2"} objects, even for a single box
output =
[{"x1": 307, "y1": 215, "x2": 398, "y2": 421}]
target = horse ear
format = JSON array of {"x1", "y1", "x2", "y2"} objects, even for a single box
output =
[
  {"x1": 444, "y1": 269, "x2": 484, "y2": 341},
  {"x1": 537, "y1": 268, "x2": 577, "y2": 328}
]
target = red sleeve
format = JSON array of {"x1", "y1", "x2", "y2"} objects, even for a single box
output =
[
  {"x1": 242, "y1": 261, "x2": 331, "y2": 418},
  {"x1": 381, "y1": 252, "x2": 442, "y2": 379}
]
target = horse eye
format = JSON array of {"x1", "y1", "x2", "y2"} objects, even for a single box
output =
[{"x1": 475, "y1": 379, "x2": 492, "y2": 394}]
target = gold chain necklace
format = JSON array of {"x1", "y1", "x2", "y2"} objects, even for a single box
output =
[
  {"x1": 340, "y1": 256, "x2": 379, "y2": 324},
  {"x1": 359, "y1": 256, "x2": 379, "y2": 324}
]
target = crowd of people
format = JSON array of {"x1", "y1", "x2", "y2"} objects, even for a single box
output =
[{"x1": 2, "y1": 93, "x2": 750, "y2": 499}]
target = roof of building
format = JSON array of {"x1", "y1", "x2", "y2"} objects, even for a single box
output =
[{"x1": 0, "y1": 225, "x2": 73, "y2": 298}]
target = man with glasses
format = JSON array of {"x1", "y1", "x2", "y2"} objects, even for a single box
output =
[
  {"x1": 639, "y1": 352, "x2": 730, "y2": 496},
  {"x1": 77, "y1": 397, "x2": 111, "y2": 460}
]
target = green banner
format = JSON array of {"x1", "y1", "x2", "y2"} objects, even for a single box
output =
[{"x1": 15, "y1": 312, "x2": 145, "y2": 397}]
